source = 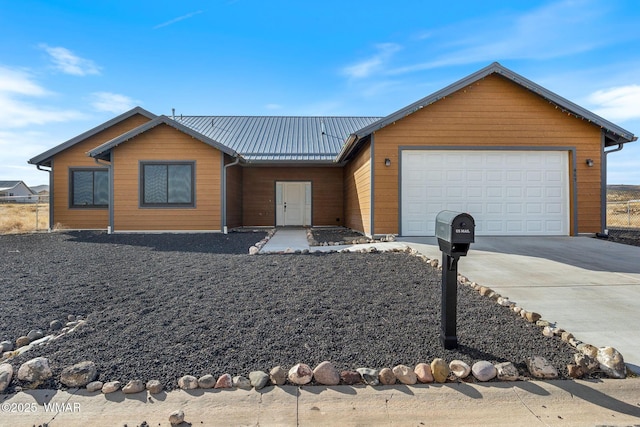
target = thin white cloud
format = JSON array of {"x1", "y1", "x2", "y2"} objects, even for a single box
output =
[
  {"x1": 265, "y1": 103, "x2": 283, "y2": 111},
  {"x1": 0, "y1": 66, "x2": 49, "y2": 96},
  {"x1": 388, "y1": 0, "x2": 612, "y2": 75},
  {"x1": 588, "y1": 85, "x2": 640, "y2": 122},
  {"x1": 154, "y1": 10, "x2": 203, "y2": 29},
  {"x1": 342, "y1": 43, "x2": 402, "y2": 79},
  {"x1": 0, "y1": 67, "x2": 84, "y2": 128},
  {"x1": 91, "y1": 92, "x2": 140, "y2": 114},
  {"x1": 40, "y1": 44, "x2": 101, "y2": 76}
]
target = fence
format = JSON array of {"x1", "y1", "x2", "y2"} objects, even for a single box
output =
[
  {"x1": 0, "y1": 195, "x2": 50, "y2": 232},
  {"x1": 607, "y1": 199, "x2": 640, "y2": 229}
]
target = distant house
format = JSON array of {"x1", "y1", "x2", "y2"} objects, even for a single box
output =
[
  {"x1": 31, "y1": 185, "x2": 50, "y2": 196},
  {"x1": 0, "y1": 181, "x2": 37, "y2": 203},
  {"x1": 29, "y1": 62, "x2": 637, "y2": 235}
]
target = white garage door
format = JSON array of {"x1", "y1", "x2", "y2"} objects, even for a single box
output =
[{"x1": 401, "y1": 150, "x2": 569, "y2": 236}]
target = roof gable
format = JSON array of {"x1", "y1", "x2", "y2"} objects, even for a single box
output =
[
  {"x1": 338, "y1": 62, "x2": 637, "y2": 161},
  {"x1": 28, "y1": 107, "x2": 157, "y2": 167},
  {"x1": 88, "y1": 115, "x2": 239, "y2": 160},
  {"x1": 0, "y1": 181, "x2": 35, "y2": 194}
]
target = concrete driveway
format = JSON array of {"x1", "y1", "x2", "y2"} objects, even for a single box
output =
[{"x1": 398, "y1": 235, "x2": 640, "y2": 374}]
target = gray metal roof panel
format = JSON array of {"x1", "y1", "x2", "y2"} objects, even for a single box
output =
[
  {"x1": 28, "y1": 107, "x2": 157, "y2": 166},
  {"x1": 172, "y1": 116, "x2": 381, "y2": 162}
]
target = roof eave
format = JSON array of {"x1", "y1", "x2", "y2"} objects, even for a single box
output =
[
  {"x1": 28, "y1": 106, "x2": 157, "y2": 166},
  {"x1": 88, "y1": 116, "x2": 239, "y2": 159}
]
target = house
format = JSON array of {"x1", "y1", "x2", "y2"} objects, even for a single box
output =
[
  {"x1": 0, "y1": 181, "x2": 38, "y2": 203},
  {"x1": 28, "y1": 62, "x2": 637, "y2": 236}
]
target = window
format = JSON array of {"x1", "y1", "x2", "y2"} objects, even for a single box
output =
[
  {"x1": 70, "y1": 169, "x2": 109, "y2": 208},
  {"x1": 140, "y1": 162, "x2": 194, "y2": 207}
]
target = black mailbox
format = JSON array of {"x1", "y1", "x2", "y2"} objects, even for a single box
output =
[
  {"x1": 435, "y1": 210, "x2": 475, "y2": 350},
  {"x1": 435, "y1": 210, "x2": 475, "y2": 257}
]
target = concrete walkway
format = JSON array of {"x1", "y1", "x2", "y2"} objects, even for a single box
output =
[
  {"x1": 259, "y1": 227, "x2": 310, "y2": 252},
  {"x1": 2, "y1": 379, "x2": 639, "y2": 426}
]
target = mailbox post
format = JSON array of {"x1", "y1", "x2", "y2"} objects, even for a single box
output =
[{"x1": 435, "y1": 210, "x2": 475, "y2": 349}]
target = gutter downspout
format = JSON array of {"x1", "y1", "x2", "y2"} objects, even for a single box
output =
[
  {"x1": 601, "y1": 142, "x2": 625, "y2": 235},
  {"x1": 222, "y1": 155, "x2": 241, "y2": 234},
  {"x1": 94, "y1": 157, "x2": 113, "y2": 234},
  {"x1": 36, "y1": 165, "x2": 53, "y2": 231}
]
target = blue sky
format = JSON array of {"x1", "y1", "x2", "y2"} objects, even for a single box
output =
[{"x1": 1, "y1": 0, "x2": 639, "y2": 186}]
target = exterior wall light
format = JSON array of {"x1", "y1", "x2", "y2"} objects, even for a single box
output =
[
  {"x1": 586, "y1": 158, "x2": 594, "y2": 167},
  {"x1": 384, "y1": 158, "x2": 391, "y2": 167}
]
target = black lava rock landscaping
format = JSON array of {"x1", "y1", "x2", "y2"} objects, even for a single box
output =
[{"x1": 2, "y1": 231, "x2": 587, "y2": 392}]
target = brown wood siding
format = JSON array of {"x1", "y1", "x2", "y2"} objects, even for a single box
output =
[
  {"x1": 225, "y1": 155, "x2": 243, "y2": 229},
  {"x1": 242, "y1": 167, "x2": 343, "y2": 227},
  {"x1": 51, "y1": 114, "x2": 151, "y2": 229},
  {"x1": 373, "y1": 74, "x2": 602, "y2": 235},
  {"x1": 344, "y1": 141, "x2": 371, "y2": 235},
  {"x1": 111, "y1": 124, "x2": 222, "y2": 231}
]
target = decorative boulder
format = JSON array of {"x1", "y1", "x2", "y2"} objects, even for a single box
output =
[
  {"x1": 0, "y1": 363, "x2": 13, "y2": 392},
  {"x1": 269, "y1": 366, "x2": 287, "y2": 386},
  {"x1": 378, "y1": 368, "x2": 396, "y2": 385},
  {"x1": 449, "y1": 360, "x2": 471, "y2": 379},
  {"x1": 495, "y1": 362, "x2": 519, "y2": 381},
  {"x1": 214, "y1": 374, "x2": 233, "y2": 389},
  {"x1": 60, "y1": 361, "x2": 98, "y2": 388},
  {"x1": 197, "y1": 374, "x2": 216, "y2": 389},
  {"x1": 249, "y1": 371, "x2": 270, "y2": 390},
  {"x1": 430, "y1": 358, "x2": 449, "y2": 383},
  {"x1": 356, "y1": 368, "x2": 379, "y2": 386},
  {"x1": 169, "y1": 409, "x2": 185, "y2": 426},
  {"x1": 288, "y1": 364, "x2": 313, "y2": 385},
  {"x1": 392, "y1": 365, "x2": 417, "y2": 385},
  {"x1": 178, "y1": 375, "x2": 198, "y2": 390},
  {"x1": 233, "y1": 376, "x2": 251, "y2": 389},
  {"x1": 526, "y1": 356, "x2": 558, "y2": 379},
  {"x1": 17, "y1": 357, "x2": 52, "y2": 386},
  {"x1": 122, "y1": 379, "x2": 145, "y2": 394},
  {"x1": 414, "y1": 363, "x2": 434, "y2": 383},
  {"x1": 313, "y1": 361, "x2": 340, "y2": 386},
  {"x1": 340, "y1": 371, "x2": 361, "y2": 385},
  {"x1": 86, "y1": 381, "x2": 103, "y2": 392},
  {"x1": 597, "y1": 347, "x2": 626, "y2": 379},
  {"x1": 146, "y1": 380, "x2": 164, "y2": 394},
  {"x1": 472, "y1": 361, "x2": 497, "y2": 382},
  {"x1": 102, "y1": 381, "x2": 121, "y2": 394}
]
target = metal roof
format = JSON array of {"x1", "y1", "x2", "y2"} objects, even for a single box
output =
[
  {"x1": 0, "y1": 181, "x2": 35, "y2": 194},
  {"x1": 89, "y1": 115, "x2": 239, "y2": 160},
  {"x1": 28, "y1": 107, "x2": 157, "y2": 167},
  {"x1": 338, "y1": 62, "x2": 637, "y2": 161},
  {"x1": 172, "y1": 116, "x2": 381, "y2": 162}
]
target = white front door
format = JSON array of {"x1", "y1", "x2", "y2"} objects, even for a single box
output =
[{"x1": 276, "y1": 182, "x2": 311, "y2": 226}]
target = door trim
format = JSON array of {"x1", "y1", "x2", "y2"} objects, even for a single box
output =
[{"x1": 275, "y1": 181, "x2": 312, "y2": 226}]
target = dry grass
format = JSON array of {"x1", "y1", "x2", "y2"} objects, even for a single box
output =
[
  {"x1": 607, "y1": 186, "x2": 640, "y2": 229},
  {"x1": 0, "y1": 203, "x2": 49, "y2": 234}
]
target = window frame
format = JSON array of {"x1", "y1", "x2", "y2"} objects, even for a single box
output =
[
  {"x1": 139, "y1": 161, "x2": 196, "y2": 208},
  {"x1": 69, "y1": 168, "x2": 109, "y2": 209}
]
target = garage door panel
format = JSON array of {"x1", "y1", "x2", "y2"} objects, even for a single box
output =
[{"x1": 401, "y1": 150, "x2": 569, "y2": 236}]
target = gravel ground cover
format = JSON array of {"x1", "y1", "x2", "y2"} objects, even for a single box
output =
[
  {"x1": 605, "y1": 228, "x2": 640, "y2": 247},
  {"x1": 310, "y1": 227, "x2": 364, "y2": 245},
  {"x1": 2, "y1": 231, "x2": 581, "y2": 392}
]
